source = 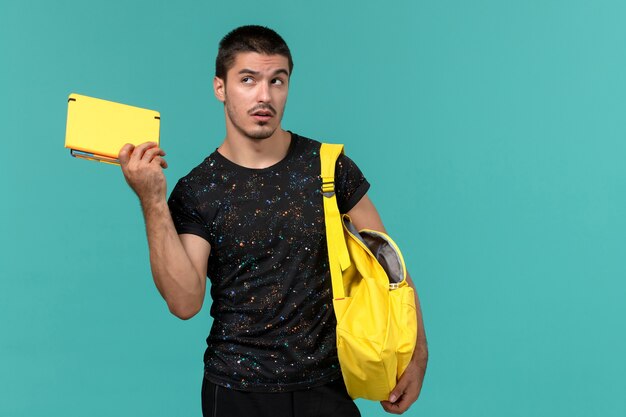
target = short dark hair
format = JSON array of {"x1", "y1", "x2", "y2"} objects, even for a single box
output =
[{"x1": 215, "y1": 25, "x2": 293, "y2": 80}]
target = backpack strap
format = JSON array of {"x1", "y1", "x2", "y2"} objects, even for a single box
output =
[{"x1": 320, "y1": 143, "x2": 351, "y2": 300}]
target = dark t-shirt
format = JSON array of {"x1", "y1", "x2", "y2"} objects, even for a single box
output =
[{"x1": 167, "y1": 133, "x2": 370, "y2": 392}]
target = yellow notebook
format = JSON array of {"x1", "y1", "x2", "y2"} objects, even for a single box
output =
[{"x1": 64, "y1": 93, "x2": 160, "y2": 165}]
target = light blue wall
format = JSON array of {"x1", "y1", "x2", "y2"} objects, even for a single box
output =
[{"x1": 2, "y1": 1, "x2": 625, "y2": 416}]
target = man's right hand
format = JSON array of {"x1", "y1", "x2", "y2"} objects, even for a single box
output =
[
  {"x1": 119, "y1": 142, "x2": 168, "y2": 207},
  {"x1": 118, "y1": 142, "x2": 209, "y2": 319}
]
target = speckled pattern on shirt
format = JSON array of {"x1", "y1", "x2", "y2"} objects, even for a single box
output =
[{"x1": 168, "y1": 133, "x2": 370, "y2": 392}]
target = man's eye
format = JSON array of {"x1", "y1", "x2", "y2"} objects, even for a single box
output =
[
  {"x1": 242, "y1": 77, "x2": 254, "y2": 84},
  {"x1": 272, "y1": 78, "x2": 284, "y2": 85}
]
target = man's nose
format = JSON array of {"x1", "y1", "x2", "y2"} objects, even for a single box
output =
[{"x1": 257, "y1": 82, "x2": 271, "y2": 102}]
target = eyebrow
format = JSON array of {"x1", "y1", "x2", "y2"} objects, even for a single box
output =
[{"x1": 238, "y1": 68, "x2": 289, "y2": 77}]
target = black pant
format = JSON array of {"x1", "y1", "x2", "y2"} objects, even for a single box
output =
[{"x1": 201, "y1": 377, "x2": 361, "y2": 417}]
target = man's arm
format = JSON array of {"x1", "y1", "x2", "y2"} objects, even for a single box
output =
[
  {"x1": 347, "y1": 194, "x2": 428, "y2": 415},
  {"x1": 119, "y1": 142, "x2": 210, "y2": 320}
]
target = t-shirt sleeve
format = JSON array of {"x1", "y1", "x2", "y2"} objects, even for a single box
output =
[
  {"x1": 335, "y1": 152, "x2": 370, "y2": 213},
  {"x1": 167, "y1": 179, "x2": 212, "y2": 243}
]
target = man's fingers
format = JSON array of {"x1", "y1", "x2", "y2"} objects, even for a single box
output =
[
  {"x1": 118, "y1": 143, "x2": 135, "y2": 166},
  {"x1": 119, "y1": 142, "x2": 164, "y2": 168},
  {"x1": 379, "y1": 372, "x2": 420, "y2": 415},
  {"x1": 153, "y1": 156, "x2": 168, "y2": 169},
  {"x1": 142, "y1": 146, "x2": 166, "y2": 163},
  {"x1": 388, "y1": 378, "x2": 409, "y2": 404},
  {"x1": 381, "y1": 400, "x2": 406, "y2": 415},
  {"x1": 381, "y1": 391, "x2": 414, "y2": 414},
  {"x1": 129, "y1": 141, "x2": 159, "y2": 163}
]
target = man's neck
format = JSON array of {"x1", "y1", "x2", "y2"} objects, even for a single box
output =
[{"x1": 218, "y1": 128, "x2": 292, "y2": 169}]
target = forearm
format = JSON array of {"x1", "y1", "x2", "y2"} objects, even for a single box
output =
[
  {"x1": 411, "y1": 328, "x2": 428, "y2": 377},
  {"x1": 407, "y1": 272, "x2": 428, "y2": 374},
  {"x1": 142, "y1": 199, "x2": 205, "y2": 319}
]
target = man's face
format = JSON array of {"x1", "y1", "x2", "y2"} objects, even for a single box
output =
[{"x1": 214, "y1": 52, "x2": 290, "y2": 140}]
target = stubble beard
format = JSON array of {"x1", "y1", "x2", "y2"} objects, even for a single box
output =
[{"x1": 225, "y1": 100, "x2": 278, "y2": 141}]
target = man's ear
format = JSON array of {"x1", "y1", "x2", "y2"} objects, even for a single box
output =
[{"x1": 214, "y1": 76, "x2": 226, "y2": 102}]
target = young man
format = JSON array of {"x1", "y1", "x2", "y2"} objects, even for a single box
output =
[{"x1": 119, "y1": 25, "x2": 427, "y2": 416}]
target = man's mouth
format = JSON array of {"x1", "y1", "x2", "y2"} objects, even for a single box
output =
[{"x1": 251, "y1": 109, "x2": 274, "y2": 122}]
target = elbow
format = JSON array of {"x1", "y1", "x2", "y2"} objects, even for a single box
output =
[
  {"x1": 167, "y1": 299, "x2": 202, "y2": 320},
  {"x1": 162, "y1": 278, "x2": 205, "y2": 320}
]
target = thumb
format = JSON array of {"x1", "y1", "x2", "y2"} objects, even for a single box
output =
[
  {"x1": 388, "y1": 378, "x2": 409, "y2": 404},
  {"x1": 118, "y1": 143, "x2": 135, "y2": 166}
]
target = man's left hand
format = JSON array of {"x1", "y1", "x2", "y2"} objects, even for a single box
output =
[{"x1": 380, "y1": 360, "x2": 425, "y2": 415}]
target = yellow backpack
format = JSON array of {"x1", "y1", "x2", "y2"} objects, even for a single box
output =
[{"x1": 320, "y1": 143, "x2": 418, "y2": 401}]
